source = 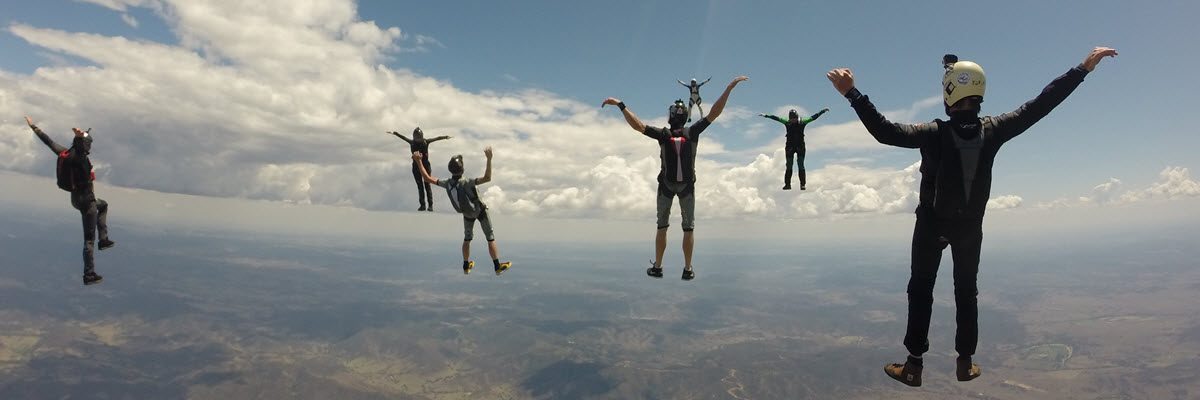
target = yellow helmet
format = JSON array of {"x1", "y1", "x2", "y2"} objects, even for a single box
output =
[{"x1": 942, "y1": 60, "x2": 985, "y2": 108}]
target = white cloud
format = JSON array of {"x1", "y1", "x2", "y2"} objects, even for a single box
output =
[
  {"x1": 121, "y1": 14, "x2": 139, "y2": 28},
  {"x1": 1118, "y1": 167, "x2": 1200, "y2": 203},
  {"x1": 987, "y1": 195, "x2": 1022, "y2": 210},
  {"x1": 1037, "y1": 167, "x2": 1200, "y2": 209},
  {"x1": 1086, "y1": 178, "x2": 1122, "y2": 204},
  {"x1": 76, "y1": 0, "x2": 155, "y2": 12},
  {"x1": 0, "y1": 1, "x2": 971, "y2": 223}
]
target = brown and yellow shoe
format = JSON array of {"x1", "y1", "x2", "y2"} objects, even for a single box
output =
[
  {"x1": 956, "y1": 357, "x2": 981, "y2": 381},
  {"x1": 83, "y1": 273, "x2": 104, "y2": 286},
  {"x1": 885, "y1": 358, "x2": 923, "y2": 387}
]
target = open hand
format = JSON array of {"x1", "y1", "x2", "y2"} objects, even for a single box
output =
[
  {"x1": 728, "y1": 76, "x2": 749, "y2": 87},
  {"x1": 484, "y1": 146, "x2": 493, "y2": 159},
  {"x1": 827, "y1": 69, "x2": 855, "y2": 95},
  {"x1": 758, "y1": 113, "x2": 766, "y2": 117},
  {"x1": 601, "y1": 97, "x2": 621, "y2": 108},
  {"x1": 1083, "y1": 47, "x2": 1118, "y2": 72},
  {"x1": 24, "y1": 116, "x2": 34, "y2": 127},
  {"x1": 822, "y1": 108, "x2": 830, "y2": 113}
]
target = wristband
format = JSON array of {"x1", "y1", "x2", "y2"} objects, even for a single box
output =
[
  {"x1": 617, "y1": 102, "x2": 626, "y2": 111},
  {"x1": 844, "y1": 87, "x2": 863, "y2": 101}
]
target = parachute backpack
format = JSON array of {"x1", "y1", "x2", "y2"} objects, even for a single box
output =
[
  {"x1": 55, "y1": 150, "x2": 74, "y2": 191},
  {"x1": 445, "y1": 178, "x2": 482, "y2": 217}
]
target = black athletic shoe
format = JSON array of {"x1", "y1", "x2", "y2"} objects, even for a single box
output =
[
  {"x1": 463, "y1": 261, "x2": 474, "y2": 275},
  {"x1": 800, "y1": 185, "x2": 806, "y2": 190},
  {"x1": 417, "y1": 205, "x2": 427, "y2": 211},
  {"x1": 427, "y1": 207, "x2": 433, "y2": 212},
  {"x1": 646, "y1": 261, "x2": 664, "y2": 279},
  {"x1": 682, "y1": 268, "x2": 695, "y2": 281},
  {"x1": 782, "y1": 185, "x2": 792, "y2": 190},
  {"x1": 83, "y1": 273, "x2": 104, "y2": 285},
  {"x1": 494, "y1": 262, "x2": 511, "y2": 275},
  {"x1": 98, "y1": 239, "x2": 115, "y2": 250}
]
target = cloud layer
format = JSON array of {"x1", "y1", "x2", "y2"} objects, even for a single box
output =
[{"x1": 1, "y1": 0, "x2": 1192, "y2": 225}]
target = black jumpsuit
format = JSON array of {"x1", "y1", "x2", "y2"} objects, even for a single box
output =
[
  {"x1": 409, "y1": 139, "x2": 434, "y2": 209},
  {"x1": 32, "y1": 126, "x2": 109, "y2": 276},
  {"x1": 845, "y1": 64, "x2": 1091, "y2": 357}
]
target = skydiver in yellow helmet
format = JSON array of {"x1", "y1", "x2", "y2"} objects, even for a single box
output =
[{"x1": 827, "y1": 47, "x2": 1117, "y2": 387}]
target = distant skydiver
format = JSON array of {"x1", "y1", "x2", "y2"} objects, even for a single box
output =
[
  {"x1": 389, "y1": 127, "x2": 451, "y2": 211},
  {"x1": 827, "y1": 46, "x2": 1118, "y2": 387},
  {"x1": 413, "y1": 146, "x2": 512, "y2": 275},
  {"x1": 26, "y1": 116, "x2": 114, "y2": 285},
  {"x1": 759, "y1": 107, "x2": 829, "y2": 190},
  {"x1": 603, "y1": 76, "x2": 748, "y2": 281},
  {"x1": 676, "y1": 77, "x2": 711, "y2": 122}
]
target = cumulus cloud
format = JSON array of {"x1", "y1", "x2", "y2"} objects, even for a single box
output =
[
  {"x1": 1037, "y1": 167, "x2": 1200, "y2": 209},
  {"x1": 1, "y1": 0, "x2": 946, "y2": 222},
  {"x1": 1086, "y1": 178, "x2": 1122, "y2": 204},
  {"x1": 1118, "y1": 167, "x2": 1200, "y2": 203},
  {"x1": 987, "y1": 195, "x2": 1022, "y2": 210}
]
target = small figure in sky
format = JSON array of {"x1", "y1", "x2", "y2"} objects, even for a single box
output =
[{"x1": 676, "y1": 77, "x2": 711, "y2": 122}]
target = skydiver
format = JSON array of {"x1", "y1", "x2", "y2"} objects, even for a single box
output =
[
  {"x1": 603, "y1": 76, "x2": 748, "y2": 281},
  {"x1": 827, "y1": 47, "x2": 1118, "y2": 386},
  {"x1": 389, "y1": 127, "x2": 451, "y2": 211},
  {"x1": 676, "y1": 77, "x2": 711, "y2": 122},
  {"x1": 758, "y1": 107, "x2": 829, "y2": 190},
  {"x1": 413, "y1": 146, "x2": 512, "y2": 275},
  {"x1": 26, "y1": 116, "x2": 114, "y2": 285}
]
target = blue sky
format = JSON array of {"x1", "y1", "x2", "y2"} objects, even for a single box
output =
[{"x1": 0, "y1": 0, "x2": 1196, "y2": 231}]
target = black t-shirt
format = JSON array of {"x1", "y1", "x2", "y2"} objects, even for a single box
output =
[{"x1": 642, "y1": 118, "x2": 711, "y2": 184}]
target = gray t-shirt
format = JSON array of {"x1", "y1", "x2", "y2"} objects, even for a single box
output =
[{"x1": 436, "y1": 177, "x2": 486, "y2": 218}]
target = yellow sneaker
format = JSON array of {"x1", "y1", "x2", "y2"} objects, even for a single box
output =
[{"x1": 494, "y1": 261, "x2": 511, "y2": 275}]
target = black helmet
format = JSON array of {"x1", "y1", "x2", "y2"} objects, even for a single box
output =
[
  {"x1": 788, "y1": 109, "x2": 799, "y2": 120},
  {"x1": 668, "y1": 99, "x2": 688, "y2": 128},
  {"x1": 448, "y1": 154, "x2": 464, "y2": 175},
  {"x1": 72, "y1": 135, "x2": 92, "y2": 155},
  {"x1": 413, "y1": 127, "x2": 424, "y2": 140}
]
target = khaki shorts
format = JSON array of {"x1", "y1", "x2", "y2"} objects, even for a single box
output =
[
  {"x1": 463, "y1": 209, "x2": 495, "y2": 242},
  {"x1": 656, "y1": 181, "x2": 695, "y2": 232}
]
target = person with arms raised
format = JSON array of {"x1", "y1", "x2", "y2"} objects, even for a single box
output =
[{"x1": 827, "y1": 47, "x2": 1117, "y2": 386}]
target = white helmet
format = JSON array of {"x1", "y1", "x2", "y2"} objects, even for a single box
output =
[{"x1": 942, "y1": 60, "x2": 986, "y2": 109}]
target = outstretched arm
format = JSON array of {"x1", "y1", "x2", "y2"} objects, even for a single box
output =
[
  {"x1": 26, "y1": 116, "x2": 67, "y2": 154},
  {"x1": 428, "y1": 135, "x2": 452, "y2": 143},
  {"x1": 601, "y1": 97, "x2": 646, "y2": 133},
  {"x1": 801, "y1": 108, "x2": 829, "y2": 124},
  {"x1": 698, "y1": 77, "x2": 711, "y2": 87},
  {"x1": 388, "y1": 131, "x2": 412, "y2": 144},
  {"x1": 991, "y1": 46, "x2": 1118, "y2": 142},
  {"x1": 677, "y1": 80, "x2": 688, "y2": 87},
  {"x1": 704, "y1": 76, "x2": 749, "y2": 122},
  {"x1": 758, "y1": 113, "x2": 787, "y2": 124},
  {"x1": 826, "y1": 69, "x2": 936, "y2": 148},
  {"x1": 476, "y1": 147, "x2": 493, "y2": 185},
  {"x1": 411, "y1": 151, "x2": 438, "y2": 184}
]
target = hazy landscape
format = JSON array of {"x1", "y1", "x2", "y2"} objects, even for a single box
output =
[{"x1": 1, "y1": 207, "x2": 1197, "y2": 399}]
